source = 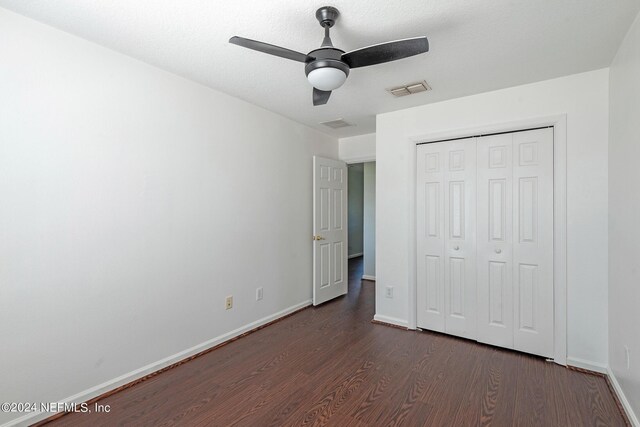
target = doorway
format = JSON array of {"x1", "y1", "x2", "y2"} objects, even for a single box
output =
[{"x1": 348, "y1": 162, "x2": 376, "y2": 282}]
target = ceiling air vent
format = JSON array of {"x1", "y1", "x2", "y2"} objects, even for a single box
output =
[
  {"x1": 387, "y1": 80, "x2": 431, "y2": 97},
  {"x1": 320, "y1": 118, "x2": 354, "y2": 129}
]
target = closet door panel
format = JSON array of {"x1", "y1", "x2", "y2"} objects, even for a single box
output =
[
  {"x1": 443, "y1": 140, "x2": 477, "y2": 339},
  {"x1": 417, "y1": 144, "x2": 446, "y2": 332},
  {"x1": 477, "y1": 134, "x2": 514, "y2": 349},
  {"x1": 512, "y1": 128, "x2": 554, "y2": 357}
]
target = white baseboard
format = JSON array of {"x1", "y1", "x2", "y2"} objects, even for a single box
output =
[
  {"x1": 566, "y1": 357, "x2": 608, "y2": 374},
  {"x1": 361, "y1": 275, "x2": 376, "y2": 281},
  {"x1": 348, "y1": 253, "x2": 363, "y2": 259},
  {"x1": 565, "y1": 357, "x2": 640, "y2": 425},
  {"x1": 373, "y1": 314, "x2": 408, "y2": 328},
  {"x1": 1, "y1": 300, "x2": 312, "y2": 427},
  {"x1": 607, "y1": 367, "x2": 639, "y2": 426}
]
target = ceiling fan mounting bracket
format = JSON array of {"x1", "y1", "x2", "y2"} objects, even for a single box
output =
[{"x1": 316, "y1": 6, "x2": 340, "y2": 28}]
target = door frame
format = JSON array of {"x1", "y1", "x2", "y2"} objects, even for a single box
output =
[
  {"x1": 344, "y1": 156, "x2": 376, "y2": 165},
  {"x1": 406, "y1": 114, "x2": 567, "y2": 366},
  {"x1": 345, "y1": 157, "x2": 376, "y2": 282}
]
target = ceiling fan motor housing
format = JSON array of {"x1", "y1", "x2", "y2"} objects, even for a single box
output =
[
  {"x1": 305, "y1": 48, "x2": 349, "y2": 76},
  {"x1": 305, "y1": 48, "x2": 350, "y2": 91}
]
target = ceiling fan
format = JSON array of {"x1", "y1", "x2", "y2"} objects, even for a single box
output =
[{"x1": 229, "y1": 6, "x2": 429, "y2": 106}]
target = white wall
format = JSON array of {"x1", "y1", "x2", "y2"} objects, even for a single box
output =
[
  {"x1": 348, "y1": 164, "x2": 364, "y2": 256},
  {"x1": 339, "y1": 133, "x2": 375, "y2": 163},
  {"x1": 0, "y1": 8, "x2": 337, "y2": 426},
  {"x1": 376, "y1": 69, "x2": 609, "y2": 366},
  {"x1": 363, "y1": 162, "x2": 376, "y2": 279},
  {"x1": 609, "y1": 10, "x2": 640, "y2": 422}
]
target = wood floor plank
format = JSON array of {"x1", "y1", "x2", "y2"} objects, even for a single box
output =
[{"x1": 42, "y1": 257, "x2": 628, "y2": 427}]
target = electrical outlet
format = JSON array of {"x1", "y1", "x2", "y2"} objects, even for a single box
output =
[
  {"x1": 385, "y1": 286, "x2": 393, "y2": 298},
  {"x1": 625, "y1": 345, "x2": 630, "y2": 370},
  {"x1": 256, "y1": 287, "x2": 263, "y2": 301},
  {"x1": 225, "y1": 295, "x2": 233, "y2": 310}
]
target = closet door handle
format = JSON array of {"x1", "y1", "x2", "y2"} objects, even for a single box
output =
[
  {"x1": 453, "y1": 245, "x2": 460, "y2": 251},
  {"x1": 495, "y1": 248, "x2": 502, "y2": 254}
]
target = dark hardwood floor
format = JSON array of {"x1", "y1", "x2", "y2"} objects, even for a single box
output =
[{"x1": 44, "y1": 257, "x2": 628, "y2": 426}]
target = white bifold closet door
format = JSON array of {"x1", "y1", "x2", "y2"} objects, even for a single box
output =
[
  {"x1": 417, "y1": 128, "x2": 554, "y2": 358},
  {"x1": 476, "y1": 128, "x2": 554, "y2": 357},
  {"x1": 416, "y1": 138, "x2": 477, "y2": 339}
]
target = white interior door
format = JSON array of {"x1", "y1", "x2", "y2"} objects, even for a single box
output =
[
  {"x1": 417, "y1": 139, "x2": 477, "y2": 338},
  {"x1": 313, "y1": 156, "x2": 348, "y2": 306}
]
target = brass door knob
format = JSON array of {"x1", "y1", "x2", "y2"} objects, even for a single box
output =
[{"x1": 313, "y1": 235, "x2": 326, "y2": 241}]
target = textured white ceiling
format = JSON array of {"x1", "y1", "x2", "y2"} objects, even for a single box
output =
[{"x1": 1, "y1": 0, "x2": 638, "y2": 137}]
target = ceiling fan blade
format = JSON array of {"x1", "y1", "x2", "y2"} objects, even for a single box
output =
[
  {"x1": 313, "y1": 88, "x2": 331, "y2": 106},
  {"x1": 229, "y1": 36, "x2": 311, "y2": 63},
  {"x1": 341, "y1": 36, "x2": 429, "y2": 69}
]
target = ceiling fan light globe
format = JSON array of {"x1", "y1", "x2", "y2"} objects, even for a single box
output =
[{"x1": 307, "y1": 67, "x2": 347, "y2": 91}]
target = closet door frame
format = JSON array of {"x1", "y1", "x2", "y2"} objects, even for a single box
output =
[{"x1": 407, "y1": 115, "x2": 567, "y2": 366}]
